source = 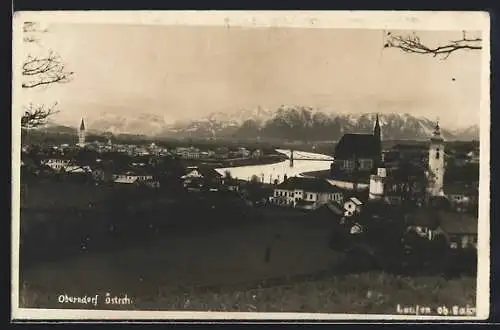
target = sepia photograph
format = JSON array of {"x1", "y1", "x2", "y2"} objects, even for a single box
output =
[{"x1": 11, "y1": 11, "x2": 490, "y2": 321}]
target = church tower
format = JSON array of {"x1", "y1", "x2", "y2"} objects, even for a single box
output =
[
  {"x1": 373, "y1": 113, "x2": 381, "y2": 142},
  {"x1": 373, "y1": 113, "x2": 382, "y2": 170},
  {"x1": 427, "y1": 121, "x2": 445, "y2": 196},
  {"x1": 78, "y1": 118, "x2": 86, "y2": 147}
]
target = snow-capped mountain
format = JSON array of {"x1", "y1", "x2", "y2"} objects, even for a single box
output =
[
  {"x1": 204, "y1": 106, "x2": 275, "y2": 126},
  {"x1": 43, "y1": 106, "x2": 479, "y2": 141},
  {"x1": 453, "y1": 124, "x2": 480, "y2": 141},
  {"x1": 163, "y1": 106, "x2": 275, "y2": 138},
  {"x1": 166, "y1": 106, "x2": 478, "y2": 141},
  {"x1": 85, "y1": 112, "x2": 171, "y2": 136}
]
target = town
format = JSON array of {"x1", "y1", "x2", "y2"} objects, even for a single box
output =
[
  {"x1": 15, "y1": 18, "x2": 485, "y2": 315},
  {"x1": 20, "y1": 116, "x2": 479, "y2": 278}
]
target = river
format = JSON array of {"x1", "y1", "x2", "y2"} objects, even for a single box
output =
[{"x1": 216, "y1": 149, "x2": 334, "y2": 184}]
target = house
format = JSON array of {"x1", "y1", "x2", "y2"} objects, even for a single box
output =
[
  {"x1": 91, "y1": 166, "x2": 114, "y2": 183},
  {"x1": 176, "y1": 147, "x2": 201, "y2": 160},
  {"x1": 390, "y1": 143, "x2": 428, "y2": 164},
  {"x1": 181, "y1": 166, "x2": 223, "y2": 191},
  {"x1": 271, "y1": 176, "x2": 344, "y2": 209},
  {"x1": 64, "y1": 163, "x2": 93, "y2": 174},
  {"x1": 405, "y1": 209, "x2": 478, "y2": 250},
  {"x1": 112, "y1": 168, "x2": 156, "y2": 186},
  {"x1": 435, "y1": 211, "x2": 478, "y2": 250},
  {"x1": 237, "y1": 147, "x2": 251, "y2": 158},
  {"x1": 251, "y1": 149, "x2": 263, "y2": 159},
  {"x1": 466, "y1": 150, "x2": 480, "y2": 164},
  {"x1": 228, "y1": 148, "x2": 241, "y2": 158},
  {"x1": 214, "y1": 147, "x2": 230, "y2": 160},
  {"x1": 405, "y1": 208, "x2": 441, "y2": 240},
  {"x1": 223, "y1": 178, "x2": 240, "y2": 192},
  {"x1": 381, "y1": 150, "x2": 401, "y2": 170},
  {"x1": 42, "y1": 157, "x2": 71, "y2": 171},
  {"x1": 343, "y1": 197, "x2": 363, "y2": 217},
  {"x1": 444, "y1": 183, "x2": 478, "y2": 206}
]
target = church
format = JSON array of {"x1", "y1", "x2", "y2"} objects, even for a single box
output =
[
  {"x1": 330, "y1": 114, "x2": 382, "y2": 177},
  {"x1": 77, "y1": 118, "x2": 86, "y2": 148}
]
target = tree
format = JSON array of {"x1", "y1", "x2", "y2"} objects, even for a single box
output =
[
  {"x1": 20, "y1": 22, "x2": 74, "y2": 129},
  {"x1": 384, "y1": 31, "x2": 482, "y2": 60},
  {"x1": 250, "y1": 174, "x2": 260, "y2": 184}
]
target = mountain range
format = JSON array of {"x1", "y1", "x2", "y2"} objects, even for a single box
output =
[{"x1": 44, "y1": 106, "x2": 479, "y2": 141}]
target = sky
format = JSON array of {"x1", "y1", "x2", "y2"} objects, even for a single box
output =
[{"x1": 19, "y1": 23, "x2": 483, "y2": 129}]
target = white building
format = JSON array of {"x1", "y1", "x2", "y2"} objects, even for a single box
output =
[
  {"x1": 176, "y1": 147, "x2": 201, "y2": 160},
  {"x1": 43, "y1": 158, "x2": 71, "y2": 171},
  {"x1": 343, "y1": 197, "x2": 363, "y2": 217},
  {"x1": 369, "y1": 167, "x2": 387, "y2": 200},
  {"x1": 112, "y1": 170, "x2": 159, "y2": 188},
  {"x1": 427, "y1": 122, "x2": 445, "y2": 197},
  {"x1": 271, "y1": 177, "x2": 344, "y2": 209}
]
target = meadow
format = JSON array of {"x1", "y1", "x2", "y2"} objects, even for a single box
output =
[{"x1": 16, "y1": 181, "x2": 477, "y2": 314}]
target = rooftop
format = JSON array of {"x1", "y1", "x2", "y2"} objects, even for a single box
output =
[
  {"x1": 438, "y1": 211, "x2": 478, "y2": 234},
  {"x1": 276, "y1": 177, "x2": 343, "y2": 193},
  {"x1": 335, "y1": 133, "x2": 380, "y2": 159},
  {"x1": 406, "y1": 208, "x2": 441, "y2": 229},
  {"x1": 444, "y1": 183, "x2": 478, "y2": 197}
]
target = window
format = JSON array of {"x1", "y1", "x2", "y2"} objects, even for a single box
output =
[
  {"x1": 436, "y1": 148, "x2": 440, "y2": 160},
  {"x1": 360, "y1": 159, "x2": 372, "y2": 170}
]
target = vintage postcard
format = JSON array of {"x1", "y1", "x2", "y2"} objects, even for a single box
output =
[{"x1": 11, "y1": 11, "x2": 490, "y2": 321}]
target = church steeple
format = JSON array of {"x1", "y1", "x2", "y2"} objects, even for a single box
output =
[
  {"x1": 373, "y1": 113, "x2": 383, "y2": 172},
  {"x1": 431, "y1": 120, "x2": 444, "y2": 142},
  {"x1": 373, "y1": 113, "x2": 381, "y2": 141},
  {"x1": 78, "y1": 118, "x2": 86, "y2": 147}
]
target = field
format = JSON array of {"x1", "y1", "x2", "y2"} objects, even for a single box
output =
[{"x1": 16, "y1": 181, "x2": 477, "y2": 314}]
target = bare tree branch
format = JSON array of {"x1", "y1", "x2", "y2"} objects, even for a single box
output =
[
  {"x1": 21, "y1": 103, "x2": 59, "y2": 129},
  {"x1": 22, "y1": 51, "x2": 74, "y2": 88},
  {"x1": 20, "y1": 22, "x2": 74, "y2": 128},
  {"x1": 384, "y1": 31, "x2": 482, "y2": 60},
  {"x1": 22, "y1": 21, "x2": 74, "y2": 89}
]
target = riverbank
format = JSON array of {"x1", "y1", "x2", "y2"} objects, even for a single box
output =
[
  {"x1": 182, "y1": 154, "x2": 288, "y2": 169},
  {"x1": 300, "y1": 169, "x2": 331, "y2": 179}
]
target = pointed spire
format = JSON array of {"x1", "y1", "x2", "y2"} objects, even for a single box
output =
[
  {"x1": 79, "y1": 118, "x2": 85, "y2": 131},
  {"x1": 433, "y1": 119, "x2": 441, "y2": 136},
  {"x1": 373, "y1": 113, "x2": 381, "y2": 137}
]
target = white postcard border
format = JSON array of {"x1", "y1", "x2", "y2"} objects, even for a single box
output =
[{"x1": 11, "y1": 10, "x2": 491, "y2": 321}]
